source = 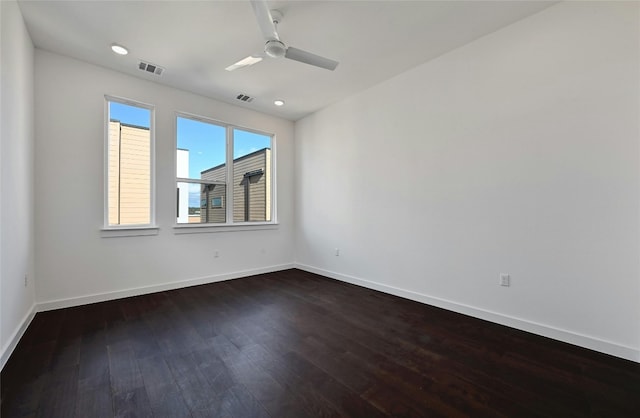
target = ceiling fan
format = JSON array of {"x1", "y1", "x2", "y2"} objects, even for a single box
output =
[{"x1": 226, "y1": 0, "x2": 339, "y2": 72}]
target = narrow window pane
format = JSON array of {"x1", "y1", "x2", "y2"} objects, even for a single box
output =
[
  {"x1": 233, "y1": 129, "x2": 272, "y2": 222},
  {"x1": 108, "y1": 101, "x2": 151, "y2": 226},
  {"x1": 176, "y1": 117, "x2": 226, "y2": 224}
]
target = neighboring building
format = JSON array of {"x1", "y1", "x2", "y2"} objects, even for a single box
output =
[
  {"x1": 200, "y1": 148, "x2": 271, "y2": 223},
  {"x1": 107, "y1": 120, "x2": 151, "y2": 225}
]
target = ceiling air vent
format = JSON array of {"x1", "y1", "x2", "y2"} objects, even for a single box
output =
[
  {"x1": 138, "y1": 61, "x2": 164, "y2": 76},
  {"x1": 236, "y1": 94, "x2": 254, "y2": 103}
]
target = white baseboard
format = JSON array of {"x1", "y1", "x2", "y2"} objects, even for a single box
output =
[
  {"x1": 37, "y1": 263, "x2": 295, "y2": 312},
  {"x1": 1, "y1": 303, "x2": 37, "y2": 371},
  {"x1": 295, "y1": 263, "x2": 640, "y2": 363}
]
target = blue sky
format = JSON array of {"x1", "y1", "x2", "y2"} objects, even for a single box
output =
[
  {"x1": 110, "y1": 102, "x2": 271, "y2": 207},
  {"x1": 110, "y1": 101, "x2": 150, "y2": 128},
  {"x1": 177, "y1": 117, "x2": 225, "y2": 177},
  {"x1": 176, "y1": 117, "x2": 271, "y2": 177}
]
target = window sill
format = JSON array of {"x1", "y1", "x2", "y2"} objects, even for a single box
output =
[
  {"x1": 100, "y1": 226, "x2": 160, "y2": 238},
  {"x1": 173, "y1": 222, "x2": 279, "y2": 234}
]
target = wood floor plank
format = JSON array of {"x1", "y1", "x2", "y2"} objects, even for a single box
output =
[
  {"x1": 75, "y1": 386, "x2": 113, "y2": 418},
  {"x1": 3, "y1": 269, "x2": 640, "y2": 418},
  {"x1": 112, "y1": 387, "x2": 153, "y2": 418},
  {"x1": 137, "y1": 355, "x2": 191, "y2": 418},
  {"x1": 164, "y1": 351, "x2": 227, "y2": 416},
  {"x1": 107, "y1": 342, "x2": 145, "y2": 395}
]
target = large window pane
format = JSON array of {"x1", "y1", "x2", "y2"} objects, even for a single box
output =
[
  {"x1": 233, "y1": 129, "x2": 272, "y2": 222},
  {"x1": 176, "y1": 117, "x2": 226, "y2": 224},
  {"x1": 107, "y1": 100, "x2": 152, "y2": 226}
]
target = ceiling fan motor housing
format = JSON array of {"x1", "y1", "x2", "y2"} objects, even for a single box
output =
[{"x1": 265, "y1": 40, "x2": 287, "y2": 58}]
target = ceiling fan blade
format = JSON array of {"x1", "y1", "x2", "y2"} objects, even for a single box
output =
[
  {"x1": 250, "y1": 0, "x2": 279, "y2": 41},
  {"x1": 285, "y1": 47, "x2": 339, "y2": 71},
  {"x1": 225, "y1": 55, "x2": 263, "y2": 72}
]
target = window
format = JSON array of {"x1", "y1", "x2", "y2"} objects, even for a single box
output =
[
  {"x1": 232, "y1": 128, "x2": 272, "y2": 222},
  {"x1": 105, "y1": 97, "x2": 154, "y2": 227},
  {"x1": 176, "y1": 117, "x2": 226, "y2": 224},
  {"x1": 211, "y1": 197, "x2": 223, "y2": 208},
  {"x1": 176, "y1": 114, "x2": 273, "y2": 225}
]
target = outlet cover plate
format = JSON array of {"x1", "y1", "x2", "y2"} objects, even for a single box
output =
[{"x1": 499, "y1": 274, "x2": 510, "y2": 287}]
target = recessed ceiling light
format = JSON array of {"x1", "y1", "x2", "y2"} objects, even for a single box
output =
[
  {"x1": 274, "y1": 100, "x2": 285, "y2": 106},
  {"x1": 111, "y1": 43, "x2": 128, "y2": 55}
]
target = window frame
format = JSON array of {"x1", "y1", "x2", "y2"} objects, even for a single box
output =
[
  {"x1": 102, "y1": 95, "x2": 157, "y2": 235},
  {"x1": 173, "y1": 111, "x2": 277, "y2": 232}
]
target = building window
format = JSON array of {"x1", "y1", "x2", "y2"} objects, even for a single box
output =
[
  {"x1": 105, "y1": 97, "x2": 154, "y2": 227},
  {"x1": 211, "y1": 197, "x2": 223, "y2": 208},
  {"x1": 232, "y1": 128, "x2": 272, "y2": 222},
  {"x1": 176, "y1": 114, "x2": 273, "y2": 225}
]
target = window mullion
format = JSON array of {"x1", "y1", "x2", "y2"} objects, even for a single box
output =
[{"x1": 226, "y1": 126, "x2": 234, "y2": 224}]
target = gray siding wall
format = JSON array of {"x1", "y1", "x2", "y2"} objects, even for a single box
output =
[
  {"x1": 200, "y1": 148, "x2": 270, "y2": 223},
  {"x1": 200, "y1": 166, "x2": 226, "y2": 223}
]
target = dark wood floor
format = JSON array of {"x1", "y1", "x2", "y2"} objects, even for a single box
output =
[{"x1": 2, "y1": 269, "x2": 639, "y2": 417}]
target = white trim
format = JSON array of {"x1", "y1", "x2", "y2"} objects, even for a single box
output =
[
  {"x1": 173, "y1": 222, "x2": 278, "y2": 234},
  {"x1": 295, "y1": 263, "x2": 640, "y2": 363},
  {"x1": 176, "y1": 178, "x2": 225, "y2": 185},
  {"x1": 36, "y1": 263, "x2": 294, "y2": 312},
  {"x1": 1, "y1": 303, "x2": 36, "y2": 371},
  {"x1": 226, "y1": 123, "x2": 234, "y2": 222},
  {"x1": 100, "y1": 226, "x2": 160, "y2": 238},
  {"x1": 104, "y1": 95, "x2": 156, "y2": 229},
  {"x1": 150, "y1": 101, "x2": 157, "y2": 227},
  {"x1": 103, "y1": 97, "x2": 109, "y2": 227},
  {"x1": 269, "y1": 134, "x2": 277, "y2": 224}
]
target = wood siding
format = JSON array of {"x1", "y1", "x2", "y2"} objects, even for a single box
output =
[
  {"x1": 200, "y1": 165, "x2": 226, "y2": 223},
  {"x1": 107, "y1": 122, "x2": 151, "y2": 225},
  {"x1": 199, "y1": 148, "x2": 271, "y2": 223}
]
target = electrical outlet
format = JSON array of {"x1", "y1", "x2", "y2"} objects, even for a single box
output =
[
  {"x1": 214, "y1": 250, "x2": 219, "y2": 258},
  {"x1": 499, "y1": 273, "x2": 510, "y2": 287},
  {"x1": 335, "y1": 248, "x2": 340, "y2": 256}
]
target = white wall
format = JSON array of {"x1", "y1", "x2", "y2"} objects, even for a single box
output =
[
  {"x1": 1, "y1": 0, "x2": 36, "y2": 368},
  {"x1": 295, "y1": 1, "x2": 640, "y2": 361},
  {"x1": 34, "y1": 50, "x2": 295, "y2": 308}
]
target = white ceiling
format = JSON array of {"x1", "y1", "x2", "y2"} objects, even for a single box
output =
[{"x1": 18, "y1": 0, "x2": 555, "y2": 121}]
